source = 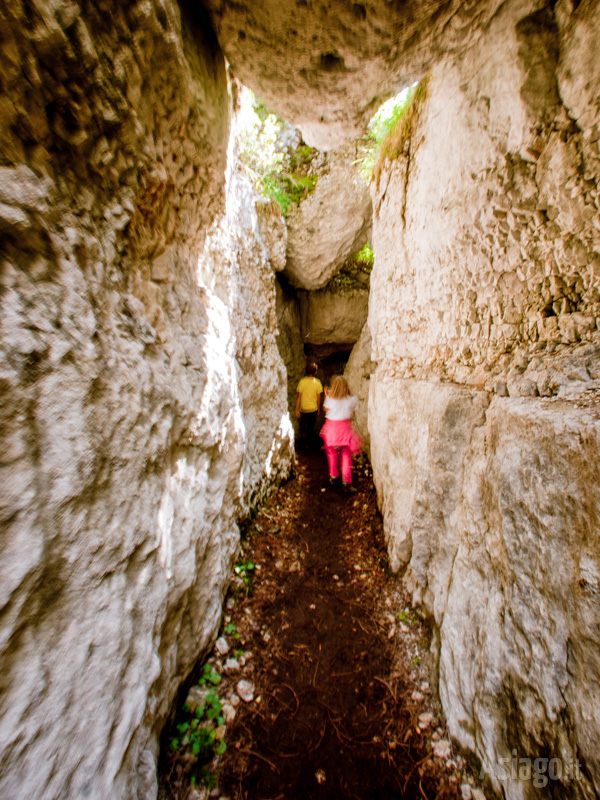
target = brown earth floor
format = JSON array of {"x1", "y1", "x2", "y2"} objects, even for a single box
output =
[{"x1": 160, "y1": 450, "x2": 477, "y2": 800}]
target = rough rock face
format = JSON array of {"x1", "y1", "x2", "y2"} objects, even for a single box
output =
[
  {"x1": 370, "y1": 1, "x2": 600, "y2": 391},
  {"x1": 0, "y1": 2, "x2": 291, "y2": 798},
  {"x1": 344, "y1": 323, "x2": 374, "y2": 451},
  {"x1": 369, "y1": 0, "x2": 600, "y2": 795},
  {"x1": 370, "y1": 377, "x2": 600, "y2": 798},
  {"x1": 256, "y1": 196, "x2": 288, "y2": 273},
  {"x1": 199, "y1": 163, "x2": 294, "y2": 510},
  {"x1": 438, "y1": 394, "x2": 600, "y2": 799},
  {"x1": 284, "y1": 151, "x2": 372, "y2": 290},
  {"x1": 203, "y1": 0, "x2": 505, "y2": 149},
  {"x1": 298, "y1": 286, "x2": 369, "y2": 346},
  {"x1": 275, "y1": 281, "x2": 306, "y2": 435}
]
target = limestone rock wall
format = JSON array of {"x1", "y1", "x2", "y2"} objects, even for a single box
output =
[
  {"x1": 199, "y1": 162, "x2": 294, "y2": 512},
  {"x1": 368, "y1": 0, "x2": 600, "y2": 795},
  {"x1": 275, "y1": 280, "x2": 306, "y2": 437},
  {"x1": 344, "y1": 323, "x2": 374, "y2": 452},
  {"x1": 370, "y1": 376, "x2": 600, "y2": 798},
  {"x1": 0, "y1": 2, "x2": 291, "y2": 798},
  {"x1": 299, "y1": 286, "x2": 369, "y2": 346},
  {"x1": 370, "y1": 0, "x2": 600, "y2": 391}
]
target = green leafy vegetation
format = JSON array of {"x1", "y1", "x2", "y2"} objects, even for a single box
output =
[
  {"x1": 166, "y1": 667, "x2": 227, "y2": 789},
  {"x1": 356, "y1": 78, "x2": 430, "y2": 186},
  {"x1": 237, "y1": 89, "x2": 319, "y2": 215},
  {"x1": 350, "y1": 243, "x2": 374, "y2": 270},
  {"x1": 234, "y1": 557, "x2": 255, "y2": 584},
  {"x1": 199, "y1": 664, "x2": 222, "y2": 687},
  {"x1": 327, "y1": 243, "x2": 374, "y2": 293},
  {"x1": 224, "y1": 622, "x2": 240, "y2": 640},
  {"x1": 397, "y1": 608, "x2": 421, "y2": 626}
]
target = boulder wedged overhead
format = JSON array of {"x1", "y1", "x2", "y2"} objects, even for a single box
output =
[{"x1": 284, "y1": 150, "x2": 372, "y2": 290}]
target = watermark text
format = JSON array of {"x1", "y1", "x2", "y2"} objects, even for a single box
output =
[{"x1": 480, "y1": 751, "x2": 582, "y2": 788}]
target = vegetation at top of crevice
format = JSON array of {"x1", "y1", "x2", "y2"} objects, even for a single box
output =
[
  {"x1": 356, "y1": 78, "x2": 430, "y2": 187},
  {"x1": 326, "y1": 243, "x2": 374, "y2": 293},
  {"x1": 236, "y1": 89, "x2": 321, "y2": 215}
]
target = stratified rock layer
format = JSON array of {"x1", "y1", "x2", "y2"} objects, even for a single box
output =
[
  {"x1": 0, "y1": 3, "x2": 292, "y2": 798},
  {"x1": 369, "y1": 0, "x2": 600, "y2": 795}
]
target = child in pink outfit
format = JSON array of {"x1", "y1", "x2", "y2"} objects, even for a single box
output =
[{"x1": 320, "y1": 376, "x2": 362, "y2": 492}]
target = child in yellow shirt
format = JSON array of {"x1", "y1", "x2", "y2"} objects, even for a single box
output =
[{"x1": 296, "y1": 363, "x2": 323, "y2": 450}]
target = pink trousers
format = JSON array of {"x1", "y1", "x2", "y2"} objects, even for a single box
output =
[
  {"x1": 320, "y1": 418, "x2": 362, "y2": 486},
  {"x1": 325, "y1": 445, "x2": 353, "y2": 484}
]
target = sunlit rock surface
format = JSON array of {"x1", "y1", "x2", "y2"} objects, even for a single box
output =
[
  {"x1": 284, "y1": 151, "x2": 372, "y2": 290},
  {"x1": 202, "y1": 0, "x2": 504, "y2": 149},
  {"x1": 0, "y1": 2, "x2": 291, "y2": 798},
  {"x1": 368, "y1": 0, "x2": 600, "y2": 795},
  {"x1": 344, "y1": 323, "x2": 374, "y2": 452},
  {"x1": 256, "y1": 196, "x2": 288, "y2": 273},
  {"x1": 199, "y1": 161, "x2": 294, "y2": 511}
]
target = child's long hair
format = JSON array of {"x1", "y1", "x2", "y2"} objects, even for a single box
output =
[{"x1": 328, "y1": 375, "x2": 351, "y2": 399}]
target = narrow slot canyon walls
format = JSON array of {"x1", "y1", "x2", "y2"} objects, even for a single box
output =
[
  {"x1": 369, "y1": 0, "x2": 600, "y2": 795},
  {"x1": 0, "y1": 2, "x2": 291, "y2": 798},
  {"x1": 3, "y1": 0, "x2": 600, "y2": 795}
]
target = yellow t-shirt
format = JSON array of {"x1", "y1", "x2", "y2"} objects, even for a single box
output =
[{"x1": 297, "y1": 376, "x2": 323, "y2": 412}]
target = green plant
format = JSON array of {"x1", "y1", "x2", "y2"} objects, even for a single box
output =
[
  {"x1": 166, "y1": 677, "x2": 227, "y2": 788},
  {"x1": 199, "y1": 664, "x2": 221, "y2": 687},
  {"x1": 356, "y1": 78, "x2": 430, "y2": 185},
  {"x1": 397, "y1": 608, "x2": 420, "y2": 626},
  {"x1": 353, "y1": 243, "x2": 374, "y2": 270},
  {"x1": 224, "y1": 622, "x2": 240, "y2": 641},
  {"x1": 234, "y1": 558, "x2": 255, "y2": 585},
  {"x1": 327, "y1": 243, "x2": 374, "y2": 293},
  {"x1": 237, "y1": 89, "x2": 319, "y2": 215}
]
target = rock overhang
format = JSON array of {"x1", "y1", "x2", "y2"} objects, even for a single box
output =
[{"x1": 200, "y1": 0, "x2": 506, "y2": 149}]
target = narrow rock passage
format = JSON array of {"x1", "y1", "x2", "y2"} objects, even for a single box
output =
[{"x1": 215, "y1": 452, "x2": 467, "y2": 800}]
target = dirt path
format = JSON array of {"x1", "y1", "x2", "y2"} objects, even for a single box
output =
[{"x1": 160, "y1": 451, "x2": 476, "y2": 799}]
